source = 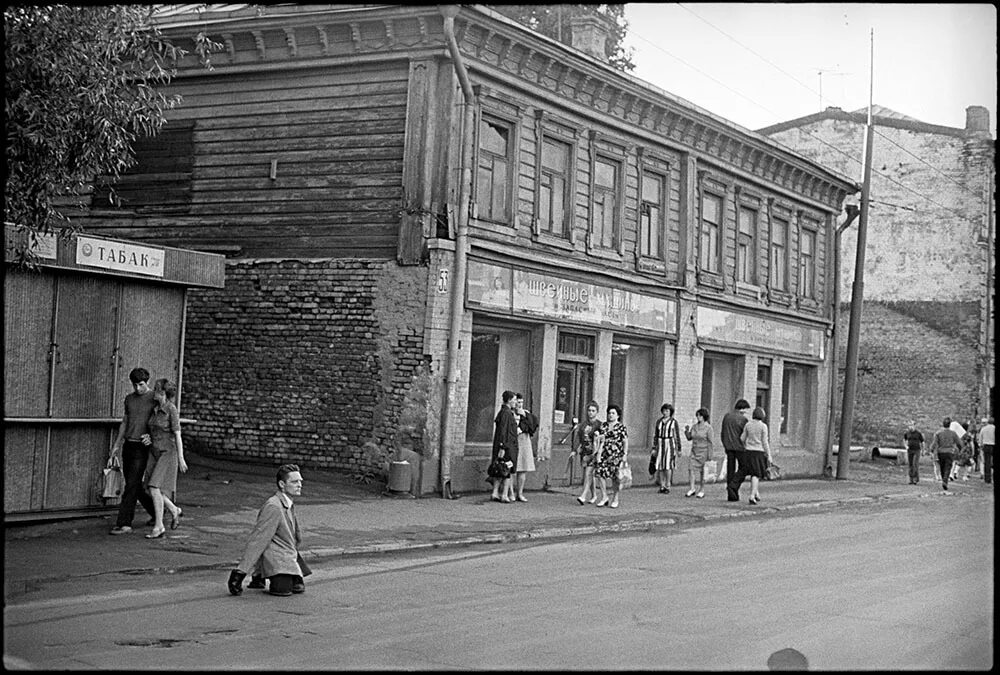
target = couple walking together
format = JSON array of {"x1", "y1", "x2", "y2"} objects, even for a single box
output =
[
  {"x1": 108, "y1": 367, "x2": 187, "y2": 538},
  {"x1": 489, "y1": 390, "x2": 538, "y2": 502}
]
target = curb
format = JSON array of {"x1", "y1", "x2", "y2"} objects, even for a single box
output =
[{"x1": 9, "y1": 487, "x2": 986, "y2": 592}]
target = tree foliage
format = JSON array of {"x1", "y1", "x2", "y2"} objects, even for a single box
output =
[
  {"x1": 487, "y1": 4, "x2": 635, "y2": 72},
  {"x1": 4, "y1": 5, "x2": 217, "y2": 252}
]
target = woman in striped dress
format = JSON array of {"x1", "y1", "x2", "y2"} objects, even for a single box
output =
[{"x1": 651, "y1": 403, "x2": 681, "y2": 494}]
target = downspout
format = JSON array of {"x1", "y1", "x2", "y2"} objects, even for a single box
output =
[
  {"x1": 823, "y1": 205, "x2": 859, "y2": 476},
  {"x1": 439, "y1": 5, "x2": 475, "y2": 498}
]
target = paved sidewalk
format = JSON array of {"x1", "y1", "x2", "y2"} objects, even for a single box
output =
[{"x1": 4, "y1": 451, "x2": 992, "y2": 602}]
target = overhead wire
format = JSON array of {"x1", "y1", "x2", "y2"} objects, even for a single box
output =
[{"x1": 627, "y1": 4, "x2": 990, "y2": 224}]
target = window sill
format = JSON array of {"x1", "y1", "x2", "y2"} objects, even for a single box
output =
[
  {"x1": 735, "y1": 281, "x2": 765, "y2": 301},
  {"x1": 586, "y1": 244, "x2": 624, "y2": 263},
  {"x1": 532, "y1": 231, "x2": 575, "y2": 251},
  {"x1": 470, "y1": 218, "x2": 517, "y2": 243},
  {"x1": 636, "y1": 256, "x2": 667, "y2": 275},
  {"x1": 697, "y1": 270, "x2": 726, "y2": 291},
  {"x1": 797, "y1": 297, "x2": 821, "y2": 311},
  {"x1": 768, "y1": 289, "x2": 792, "y2": 306}
]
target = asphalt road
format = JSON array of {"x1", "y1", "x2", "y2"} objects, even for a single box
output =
[{"x1": 4, "y1": 497, "x2": 993, "y2": 670}]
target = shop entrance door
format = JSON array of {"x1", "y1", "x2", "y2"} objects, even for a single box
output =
[{"x1": 555, "y1": 362, "x2": 593, "y2": 428}]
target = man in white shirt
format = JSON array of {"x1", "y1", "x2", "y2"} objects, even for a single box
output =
[{"x1": 978, "y1": 417, "x2": 995, "y2": 484}]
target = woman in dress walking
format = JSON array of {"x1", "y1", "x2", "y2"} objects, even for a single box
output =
[
  {"x1": 144, "y1": 378, "x2": 187, "y2": 538},
  {"x1": 512, "y1": 393, "x2": 537, "y2": 502},
  {"x1": 739, "y1": 407, "x2": 772, "y2": 505},
  {"x1": 593, "y1": 404, "x2": 629, "y2": 509},
  {"x1": 684, "y1": 407, "x2": 714, "y2": 499}
]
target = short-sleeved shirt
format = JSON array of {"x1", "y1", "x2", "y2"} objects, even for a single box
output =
[
  {"x1": 123, "y1": 390, "x2": 156, "y2": 441},
  {"x1": 903, "y1": 429, "x2": 924, "y2": 450},
  {"x1": 574, "y1": 418, "x2": 603, "y2": 456}
]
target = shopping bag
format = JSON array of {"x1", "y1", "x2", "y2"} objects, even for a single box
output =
[
  {"x1": 702, "y1": 460, "x2": 718, "y2": 483},
  {"x1": 617, "y1": 462, "x2": 633, "y2": 489},
  {"x1": 102, "y1": 456, "x2": 125, "y2": 498}
]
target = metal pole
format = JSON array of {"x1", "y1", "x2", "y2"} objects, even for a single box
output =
[{"x1": 836, "y1": 30, "x2": 876, "y2": 479}]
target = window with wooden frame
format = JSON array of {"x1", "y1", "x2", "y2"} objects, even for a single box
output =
[
  {"x1": 770, "y1": 213, "x2": 790, "y2": 292},
  {"x1": 639, "y1": 169, "x2": 666, "y2": 260},
  {"x1": 798, "y1": 225, "x2": 817, "y2": 299},
  {"x1": 699, "y1": 191, "x2": 723, "y2": 274},
  {"x1": 91, "y1": 121, "x2": 194, "y2": 214},
  {"x1": 735, "y1": 203, "x2": 759, "y2": 285},
  {"x1": 475, "y1": 114, "x2": 514, "y2": 224},
  {"x1": 591, "y1": 154, "x2": 622, "y2": 251},
  {"x1": 537, "y1": 135, "x2": 573, "y2": 239}
]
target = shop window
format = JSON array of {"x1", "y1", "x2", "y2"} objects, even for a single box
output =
[
  {"x1": 465, "y1": 327, "x2": 531, "y2": 442},
  {"x1": 639, "y1": 171, "x2": 666, "y2": 259},
  {"x1": 702, "y1": 353, "x2": 743, "y2": 425},
  {"x1": 781, "y1": 363, "x2": 814, "y2": 444},
  {"x1": 539, "y1": 136, "x2": 572, "y2": 237},
  {"x1": 755, "y1": 360, "x2": 771, "y2": 422},
  {"x1": 770, "y1": 217, "x2": 789, "y2": 291},
  {"x1": 798, "y1": 228, "x2": 816, "y2": 299},
  {"x1": 591, "y1": 156, "x2": 620, "y2": 250},
  {"x1": 476, "y1": 116, "x2": 513, "y2": 223},
  {"x1": 609, "y1": 341, "x2": 653, "y2": 448},
  {"x1": 465, "y1": 333, "x2": 500, "y2": 442},
  {"x1": 736, "y1": 206, "x2": 758, "y2": 284},
  {"x1": 700, "y1": 192, "x2": 722, "y2": 274}
]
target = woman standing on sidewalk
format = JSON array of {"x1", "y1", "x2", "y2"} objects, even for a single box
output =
[
  {"x1": 144, "y1": 379, "x2": 187, "y2": 539},
  {"x1": 739, "y1": 407, "x2": 772, "y2": 505},
  {"x1": 512, "y1": 393, "x2": 537, "y2": 502},
  {"x1": 593, "y1": 405, "x2": 629, "y2": 509},
  {"x1": 684, "y1": 408, "x2": 714, "y2": 499}
]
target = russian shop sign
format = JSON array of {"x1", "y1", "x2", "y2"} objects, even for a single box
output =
[
  {"x1": 76, "y1": 236, "x2": 165, "y2": 278},
  {"x1": 696, "y1": 307, "x2": 824, "y2": 359},
  {"x1": 467, "y1": 260, "x2": 677, "y2": 335}
]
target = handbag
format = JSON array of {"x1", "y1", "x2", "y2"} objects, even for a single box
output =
[
  {"x1": 765, "y1": 461, "x2": 782, "y2": 481},
  {"x1": 702, "y1": 459, "x2": 718, "y2": 483},
  {"x1": 102, "y1": 455, "x2": 125, "y2": 499},
  {"x1": 617, "y1": 462, "x2": 633, "y2": 489},
  {"x1": 487, "y1": 454, "x2": 511, "y2": 479},
  {"x1": 648, "y1": 451, "x2": 657, "y2": 476}
]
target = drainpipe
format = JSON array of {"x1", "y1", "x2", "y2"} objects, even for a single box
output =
[
  {"x1": 823, "y1": 205, "x2": 859, "y2": 476},
  {"x1": 439, "y1": 5, "x2": 475, "y2": 498}
]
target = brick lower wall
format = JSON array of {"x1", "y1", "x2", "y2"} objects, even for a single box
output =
[
  {"x1": 181, "y1": 259, "x2": 430, "y2": 473},
  {"x1": 836, "y1": 300, "x2": 980, "y2": 445}
]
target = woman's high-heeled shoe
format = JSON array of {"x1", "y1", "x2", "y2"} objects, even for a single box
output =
[
  {"x1": 145, "y1": 527, "x2": 166, "y2": 539},
  {"x1": 595, "y1": 497, "x2": 609, "y2": 507},
  {"x1": 577, "y1": 496, "x2": 587, "y2": 505},
  {"x1": 170, "y1": 508, "x2": 183, "y2": 530},
  {"x1": 748, "y1": 497, "x2": 759, "y2": 505}
]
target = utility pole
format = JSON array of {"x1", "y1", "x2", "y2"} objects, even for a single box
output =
[{"x1": 836, "y1": 30, "x2": 876, "y2": 479}]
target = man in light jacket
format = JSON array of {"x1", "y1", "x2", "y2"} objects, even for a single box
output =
[{"x1": 228, "y1": 464, "x2": 311, "y2": 597}]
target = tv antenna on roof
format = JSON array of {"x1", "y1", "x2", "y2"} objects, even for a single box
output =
[{"x1": 812, "y1": 67, "x2": 852, "y2": 109}]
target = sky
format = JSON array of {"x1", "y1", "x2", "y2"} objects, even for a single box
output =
[{"x1": 622, "y1": 3, "x2": 997, "y2": 134}]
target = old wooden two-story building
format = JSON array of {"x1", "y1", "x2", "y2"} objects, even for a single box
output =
[{"x1": 75, "y1": 4, "x2": 857, "y2": 495}]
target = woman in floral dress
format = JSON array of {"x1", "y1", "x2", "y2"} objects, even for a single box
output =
[{"x1": 593, "y1": 404, "x2": 628, "y2": 509}]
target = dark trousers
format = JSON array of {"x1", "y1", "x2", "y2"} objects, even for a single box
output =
[
  {"x1": 983, "y1": 445, "x2": 994, "y2": 483},
  {"x1": 115, "y1": 440, "x2": 156, "y2": 527},
  {"x1": 726, "y1": 449, "x2": 745, "y2": 499},
  {"x1": 907, "y1": 449, "x2": 921, "y2": 483},
  {"x1": 937, "y1": 453, "x2": 954, "y2": 489}
]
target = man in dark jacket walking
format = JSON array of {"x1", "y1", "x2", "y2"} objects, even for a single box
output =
[{"x1": 721, "y1": 399, "x2": 751, "y2": 501}]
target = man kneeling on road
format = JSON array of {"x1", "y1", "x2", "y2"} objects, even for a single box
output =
[{"x1": 228, "y1": 464, "x2": 311, "y2": 597}]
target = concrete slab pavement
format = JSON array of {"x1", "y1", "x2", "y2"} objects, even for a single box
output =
[{"x1": 4, "y1": 451, "x2": 993, "y2": 603}]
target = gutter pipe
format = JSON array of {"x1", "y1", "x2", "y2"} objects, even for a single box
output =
[
  {"x1": 822, "y1": 205, "x2": 859, "y2": 476},
  {"x1": 439, "y1": 5, "x2": 475, "y2": 498}
]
